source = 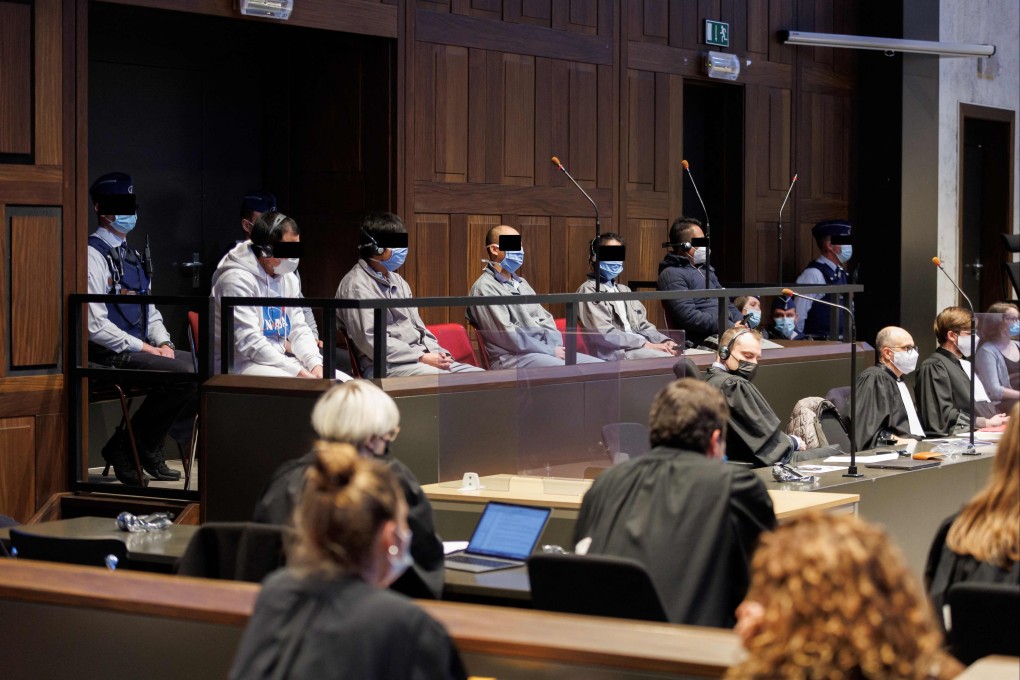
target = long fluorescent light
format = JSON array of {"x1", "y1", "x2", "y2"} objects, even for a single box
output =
[{"x1": 779, "y1": 30, "x2": 995, "y2": 58}]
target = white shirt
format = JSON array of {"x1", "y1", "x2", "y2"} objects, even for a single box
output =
[
  {"x1": 793, "y1": 256, "x2": 847, "y2": 334},
  {"x1": 895, "y1": 380, "x2": 926, "y2": 437},
  {"x1": 959, "y1": 359, "x2": 993, "y2": 404}
]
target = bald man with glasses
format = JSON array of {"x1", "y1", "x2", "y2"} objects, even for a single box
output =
[{"x1": 853, "y1": 326, "x2": 926, "y2": 450}]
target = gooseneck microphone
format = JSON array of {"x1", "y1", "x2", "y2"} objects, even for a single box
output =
[
  {"x1": 932, "y1": 257, "x2": 979, "y2": 453},
  {"x1": 681, "y1": 160, "x2": 711, "y2": 289},
  {"x1": 777, "y1": 174, "x2": 798, "y2": 283},
  {"x1": 552, "y1": 156, "x2": 602, "y2": 292},
  {"x1": 784, "y1": 288, "x2": 862, "y2": 477}
]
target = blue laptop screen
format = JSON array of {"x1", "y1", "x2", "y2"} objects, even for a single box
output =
[{"x1": 467, "y1": 502, "x2": 551, "y2": 561}]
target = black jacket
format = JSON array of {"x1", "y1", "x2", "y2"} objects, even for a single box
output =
[{"x1": 657, "y1": 253, "x2": 741, "y2": 346}]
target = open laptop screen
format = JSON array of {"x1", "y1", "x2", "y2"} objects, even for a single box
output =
[{"x1": 466, "y1": 502, "x2": 551, "y2": 561}]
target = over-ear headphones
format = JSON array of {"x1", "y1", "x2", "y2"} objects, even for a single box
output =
[
  {"x1": 719, "y1": 328, "x2": 753, "y2": 361},
  {"x1": 359, "y1": 227, "x2": 385, "y2": 257}
]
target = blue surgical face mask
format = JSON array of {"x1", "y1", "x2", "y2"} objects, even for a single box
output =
[
  {"x1": 835, "y1": 244, "x2": 853, "y2": 264},
  {"x1": 111, "y1": 214, "x2": 137, "y2": 234},
  {"x1": 382, "y1": 247, "x2": 408, "y2": 272},
  {"x1": 744, "y1": 310, "x2": 761, "y2": 329},
  {"x1": 1008, "y1": 321, "x2": 1020, "y2": 338},
  {"x1": 500, "y1": 249, "x2": 524, "y2": 274},
  {"x1": 774, "y1": 316, "x2": 796, "y2": 337},
  {"x1": 599, "y1": 261, "x2": 623, "y2": 282}
]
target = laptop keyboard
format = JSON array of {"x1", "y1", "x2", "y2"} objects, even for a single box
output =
[{"x1": 447, "y1": 555, "x2": 513, "y2": 568}]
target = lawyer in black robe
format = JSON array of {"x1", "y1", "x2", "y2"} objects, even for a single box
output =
[
  {"x1": 573, "y1": 446, "x2": 776, "y2": 627},
  {"x1": 915, "y1": 348, "x2": 997, "y2": 437},
  {"x1": 854, "y1": 365, "x2": 921, "y2": 450},
  {"x1": 229, "y1": 568, "x2": 465, "y2": 680},
  {"x1": 253, "y1": 451, "x2": 445, "y2": 599},
  {"x1": 705, "y1": 365, "x2": 796, "y2": 467}
]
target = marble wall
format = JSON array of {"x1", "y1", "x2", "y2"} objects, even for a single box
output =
[{"x1": 937, "y1": 0, "x2": 1020, "y2": 308}]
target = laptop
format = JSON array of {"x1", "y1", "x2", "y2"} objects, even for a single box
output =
[
  {"x1": 445, "y1": 502, "x2": 552, "y2": 573},
  {"x1": 865, "y1": 458, "x2": 942, "y2": 471}
]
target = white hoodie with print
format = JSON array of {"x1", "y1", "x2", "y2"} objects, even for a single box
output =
[{"x1": 211, "y1": 241, "x2": 322, "y2": 376}]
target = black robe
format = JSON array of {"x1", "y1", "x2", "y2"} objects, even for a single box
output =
[
  {"x1": 925, "y1": 514, "x2": 1020, "y2": 633},
  {"x1": 915, "y1": 348, "x2": 997, "y2": 437},
  {"x1": 573, "y1": 446, "x2": 776, "y2": 627},
  {"x1": 253, "y1": 452, "x2": 445, "y2": 599},
  {"x1": 229, "y1": 569, "x2": 466, "y2": 680},
  {"x1": 854, "y1": 365, "x2": 922, "y2": 450},
  {"x1": 705, "y1": 366, "x2": 794, "y2": 467}
]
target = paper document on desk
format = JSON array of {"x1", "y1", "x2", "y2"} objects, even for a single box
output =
[
  {"x1": 823, "y1": 452, "x2": 900, "y2": 464},
  {"x1": 443, "y1": 541, "x2": 469, "y2": 555}
]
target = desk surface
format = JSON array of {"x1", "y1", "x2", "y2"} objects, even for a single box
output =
[
  {"x1": 0, "y1": 517, "x2": 196, "y2": 566},
  {"x1": 423, "y1": 475, "x2": 859, "y2": 520}
]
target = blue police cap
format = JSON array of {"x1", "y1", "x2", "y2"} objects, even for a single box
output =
[
  {"x1": 89, "y1": 172, "x2": 134, "y2": 202},
  {"x1": 772, "y1": 295, "x2": 796, "y2": 312},
  {"x1": 811, "y1": 219, "x2": 852, "y2": 239},
  {"x1": 241, "y1": 191, "x2": 277, "y2": 215}
]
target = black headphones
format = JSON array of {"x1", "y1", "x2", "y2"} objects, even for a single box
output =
[
  {"x1": 359, "y1": 227, "x2": 385, "y2": 257},
  {"x1": 660, "y1": 241, "x2": 693, "y2": 251},
  {"x1": 719, "y1": 328, "x2": 753, "y2": 361}
]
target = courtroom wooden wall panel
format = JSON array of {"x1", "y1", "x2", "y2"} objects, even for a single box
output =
[
  {"x1": 0, "y1": 1, "x2": 33, "y2": 158},
  {"x1": 10, "y1": 214, "x2": 61, "y2": 368},
  {"x1": 34, "y1": 412, "x2": 65, "y2": 514},
  {"x1": 35, "y1": 0, "x2": 63, "y2": 166},
  {"x1": 0, "y1": 417, "x2": 35, "y2": 522}
]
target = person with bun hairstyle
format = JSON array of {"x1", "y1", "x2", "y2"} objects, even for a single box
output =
[
  {"x1": 926, "y1": 402, "x2": 1020, "y2": 632},
  {"x1": 253, "y1": 380, "x2": 445, "y2": 598},
  {"x1": 230, "y1": 443, "x2": 466, "y2": 680},
  {"x1": 729, "y1": 513, "x2": 962, "y2": 680}
]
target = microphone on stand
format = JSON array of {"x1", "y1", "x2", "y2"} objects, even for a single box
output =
[
  {"x1": 932, "y1": 256, "x2": 979, "y2": 454},
  {"x1": 783, "y1": 288, "x2": 863, "y2": 477},
  {"x1": 681, "y1": 160, "x2": 712, "y2": 289},
  {"x1": 778, "y1": 174, "x2": 798, "y2": 283},
  {"x1": 552, "y1": 156, "x2": 601, "y2": 292}
]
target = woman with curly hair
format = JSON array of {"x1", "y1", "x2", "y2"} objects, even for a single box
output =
[
  {"x1": 728, "y1": 513, "x2": 962, "y2": 680},
  {"x1": 926, "y1": 402, "x2": 1020, "y2": 629}
]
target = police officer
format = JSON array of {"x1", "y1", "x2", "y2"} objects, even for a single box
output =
[
  {"x1": 794, "y1": 220, "x2": 853, "y2": 339},
  {"x1": 87, "y1": 172, "x2": 197, "y2": 485}
]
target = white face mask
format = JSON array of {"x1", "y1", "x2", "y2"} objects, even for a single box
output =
[
  {"x1": 274, "y1": 258, "x2": 299, "y2": 276},
  {"x1": 890, "y1": 348, "x2": 919, "y2": 375},
  {"x1": 691, "y1": 247, "x2": 707, "y2": 265},
  {"x1": 956, "y1": 332, "x2": 979, "y2": 358}
]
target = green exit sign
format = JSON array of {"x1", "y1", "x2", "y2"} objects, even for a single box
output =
[{"x1": 705, "y1": 20, "x2": 730, "y2": 48}]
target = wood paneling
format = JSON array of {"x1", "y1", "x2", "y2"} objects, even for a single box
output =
[
  {"x1": 34, "y1": 412, "x2": 64, "y2": 513},
  {"x1": 11, "y1": 215, "x2": 61, "y2": 368},
  {"x1": 0, "y1": 1, "x2": 33, "y2": 158},
  {"x1": 408, "y1": 213, "x2": 452, "y2": 324},
  {"x1": 35, "y1": 0, "x2": 62, "y2": 165},
  {"x1": 0, "y1": 417, "x2": 35, "y2": 522}
]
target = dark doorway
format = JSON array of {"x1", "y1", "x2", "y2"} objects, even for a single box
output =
[
  {"x1": 89, "y1": 2, "x2": 395, "y2": 341},
  {"x1": 682, "y1": 82, "x2": 744, "y2": 286},
  {"x1": 959, "y1": 105, "x2": 1014, "y2": 311}
]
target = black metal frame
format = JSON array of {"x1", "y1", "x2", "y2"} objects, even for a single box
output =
[
  {"x1": 68, "y1": 294, "x2": 214, "y2": 499},
  {"x1": 220, "y1": 283, "x2": 861, "y2": 379}
]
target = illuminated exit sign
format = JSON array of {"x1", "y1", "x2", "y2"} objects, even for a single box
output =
[{"x1": 705, "y1": 20, "x2": 730, "y2": 48}]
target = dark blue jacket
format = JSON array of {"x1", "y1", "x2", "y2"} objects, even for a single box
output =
[{"x1": 657, "y1": 252, "x2": 741, "y2": 345}]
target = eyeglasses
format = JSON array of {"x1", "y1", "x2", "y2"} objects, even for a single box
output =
[
  {"x1": 888, "y1": 345, "x2": 916, "y2": 352},
  {"x1": 384, "y1": 426, "x2": 400, "y2": 443}
]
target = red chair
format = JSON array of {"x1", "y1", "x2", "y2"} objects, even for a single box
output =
[
  {"x1": 554, "y1": 318, "x2": 591, "y2": 355},
  {"x1": 427, "y1": 323, "x2": 481, "y2": 367}
]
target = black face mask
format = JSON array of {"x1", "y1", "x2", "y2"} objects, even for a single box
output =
[{"x1": 734, "y1": 360, "x2": 758, "y2": 382}]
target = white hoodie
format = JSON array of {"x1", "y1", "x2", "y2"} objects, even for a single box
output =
[{"x1": 211, "y1": 241, "x2": 322, "y2": 376}]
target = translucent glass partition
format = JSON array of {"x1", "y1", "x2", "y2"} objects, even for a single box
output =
[
  {"x1": 435, "y1": 302, "x2": 685, "y2": 483},
  {"x1": 974, "y1": 310, "x2": 1018, "y2": 415}
]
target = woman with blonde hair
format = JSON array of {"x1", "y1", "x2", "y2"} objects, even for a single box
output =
[
  {"x1": 230, "y1": 444, "x2": 466, "y2": 680},
  {"x1": 926, "y1": 402, "x2": 1020, "y2": 628},
  {"x1": 729, "y1": 513, "x2": 962, "y2": 680}
]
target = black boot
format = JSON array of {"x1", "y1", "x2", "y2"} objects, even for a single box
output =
[
  {"x1": 101, "y1": 432, "x2": 143, "y2": 486},
  {"x1": 141, "y1": 444, "x2": 182, "y2": 481}
]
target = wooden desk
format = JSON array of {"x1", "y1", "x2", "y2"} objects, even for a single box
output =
[
  {"x1": 0, "y1": 516, "x2": 196, "y2": 570},
  {"x1": 423, "y1": 475, "x2": 859, "y2": 545},
  {"x1": 0, "y1": 559, "x2": 742, "y2": 679}
]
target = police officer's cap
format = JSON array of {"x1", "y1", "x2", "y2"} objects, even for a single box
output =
[
  {"x1": 89, "y1": 172, "x2": 134, "y2": 202},
  {"x1": 811, "y1": 219, "x2": 852, "y2": 239},
  {"x1": 241, "y1": 191, "x2": 277, "y2": 215},
  {"x1": 772, "y1": 295, "x2": 796, "y2": 312}
]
